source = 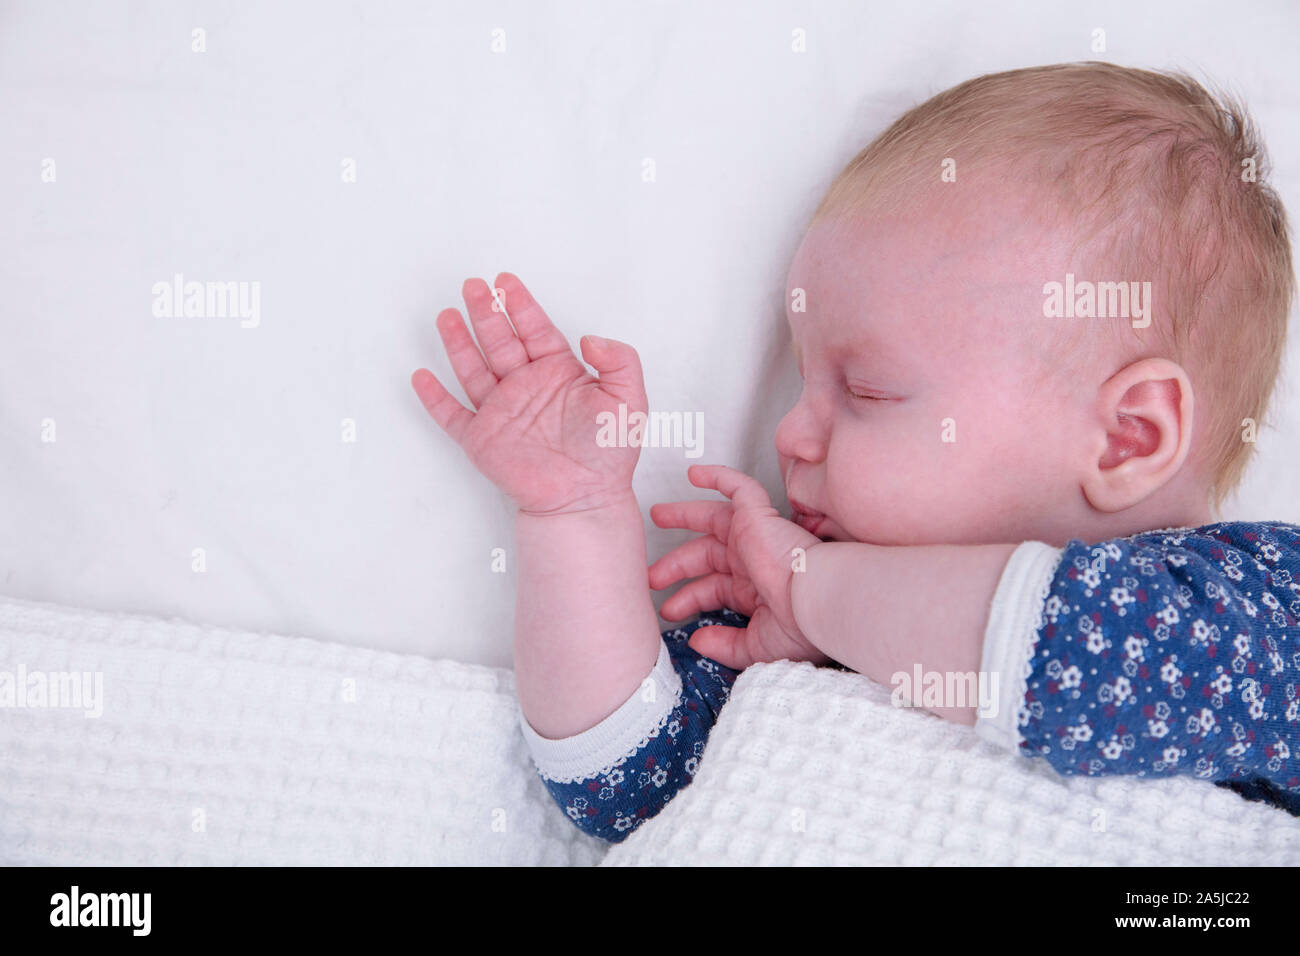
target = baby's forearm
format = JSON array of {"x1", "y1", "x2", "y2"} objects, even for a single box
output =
[
  {"x1": 791, "y1": 541, "x2": 1017, "y2": 724},
  {"x1": 513, "y1": 490, "x2": 663, "y2": 740}
]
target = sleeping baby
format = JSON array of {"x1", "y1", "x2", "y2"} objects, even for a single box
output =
[{"x1": 412, "y1": 61, "x2": 1300, "y2": 841}]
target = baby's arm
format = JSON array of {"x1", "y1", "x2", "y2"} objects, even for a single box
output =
[
  {"x1": 987, "y1": 523, "x2": 1300, "y2": 795},
  {"x1": 520, "y1": 610, "x2": 741, "y2": 841},
  {"x1": 413, "y1": 277, "x2": 750, "y2": 841},
  {"x1": 791, "y1": 541, "x2": 1018, "y2": 723},
  {"x1": 513, "y1": 493, "x2": 663, "y2": 738},
  {"x1": 794, "y1": 522, "x2": 1300, "y2": 800},
  {"x1": 410, "y1": 275, "x2": 661, "y2": 740}
]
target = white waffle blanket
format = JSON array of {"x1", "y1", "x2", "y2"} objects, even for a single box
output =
[
  {"x1": 2, "y1": 595, "x2": 1296, "y2": 866},
  {"x1": 0, "y1": 595, "x2": 601, "y2": 866}
]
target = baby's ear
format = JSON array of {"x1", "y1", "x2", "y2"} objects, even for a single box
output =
[{"x1": 1080, "y1": 358, "x2": 1195, "y2": 513}]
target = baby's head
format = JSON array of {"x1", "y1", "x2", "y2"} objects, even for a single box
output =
[{"x1": 779, "y1": 62, "x2": 1294, "y2": 548}]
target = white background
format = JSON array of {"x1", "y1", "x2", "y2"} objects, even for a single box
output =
[{"x1": 2, "y1": 0, "x2": 1297, "y2": 666}]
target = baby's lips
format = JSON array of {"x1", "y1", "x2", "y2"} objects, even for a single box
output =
[
  {"x1": 787, "y1": 496, "x2": 823, "y2": 520},
  {"x1": 793, "y1": 510, "x2": 825, "y2": 536}
]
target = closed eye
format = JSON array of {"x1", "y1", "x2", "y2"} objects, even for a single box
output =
[{"x1": 846, "y1": 385, "x2": 890, "y2": 402}]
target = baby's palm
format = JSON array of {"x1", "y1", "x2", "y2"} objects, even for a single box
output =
[{"x1": 412, "y1": 274, "x2": 647, "y2": 516}]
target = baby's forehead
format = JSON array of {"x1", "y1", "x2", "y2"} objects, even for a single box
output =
[
  {"x1": 789, "y1": 195, "x2": 1066, "y2": 338},
  {"x1": 786, "y1": 194, "x2": 1121, "y2": 385},
  {"x1": 796, "y1": 180, "x2": 1058, "y2": 272}
]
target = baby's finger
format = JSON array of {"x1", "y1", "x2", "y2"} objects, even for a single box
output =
[
  {"x1": 579, "y1": 335, "x2": 646, "y2": 407},
  {"x1": 648, "y1": 534, "x2": 730, "y2": 590},
  {"x1": 462, "y1": 277, "x2": 531, "y2": 379},
  {"x1": 493, "y1": 272, "x2": 572, "y2": 361},
  {"x1": 659, "y1": 572, "x2": 743, "y2": 622},
  {"x1": 687, "y1": 626, "x2": 756, "y2": 670},
  {"x1": 649, "y1": 500, "x2": 732, "y2": 539},
  {"x1": 435, "y1": 308, "x2": 498, "y2": 408},
  {"x1": 687, "y1": 464, "x2": 772, "y2": 511},
  {"x1": 411, "y1": 368, "x2": 474, "y2": 445}
]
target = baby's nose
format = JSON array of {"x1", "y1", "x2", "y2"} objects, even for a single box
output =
[{"x1": 775, "y1": 403, "x2": 827, "y2": 465}]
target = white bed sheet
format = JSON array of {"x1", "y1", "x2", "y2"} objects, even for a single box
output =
[{"x1": 2, "y1": 0, "x2": 1298, "y2": 665}]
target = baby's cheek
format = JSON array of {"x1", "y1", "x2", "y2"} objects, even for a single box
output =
[
  {"x1": 826, "y1": 471, "x2": 929, "y2": 544},
  {"x1": 829, "y1": 420, "x2": 1014, "y2": 543}
]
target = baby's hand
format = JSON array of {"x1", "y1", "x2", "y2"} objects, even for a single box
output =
[
  {"x1": 412, "y1": 274, "x2": 647, "y2": 516},
  {"x1": 649, "y1": 464, "x2": 832, "y2": 669}
]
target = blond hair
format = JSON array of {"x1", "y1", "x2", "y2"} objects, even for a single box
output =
[{"x1": 811, "y1": 62, "x2": 1294, "y2": 514}]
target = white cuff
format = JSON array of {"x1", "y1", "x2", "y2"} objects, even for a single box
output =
[
  {"x1": 975, "y1": 541, "x2": 1064, "y2": 753},
  {"x1": 517, "y1": 640, "x2": 682, "y2": 784}
]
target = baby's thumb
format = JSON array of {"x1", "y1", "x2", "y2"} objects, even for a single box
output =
[
  {"x1": 688, "y1": 625, "x2": 752, "y2": 671},
  {"x1": 580, "y1": 335, "x2": 646, "y2": 405}
]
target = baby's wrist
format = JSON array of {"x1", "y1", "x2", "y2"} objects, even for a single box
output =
[
  {"x1": 516, "y1": 487, "x2": 638, "y2": 520},
  {"x1": 788, "y1": 539, "x2": 828, "y2": 634}
]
